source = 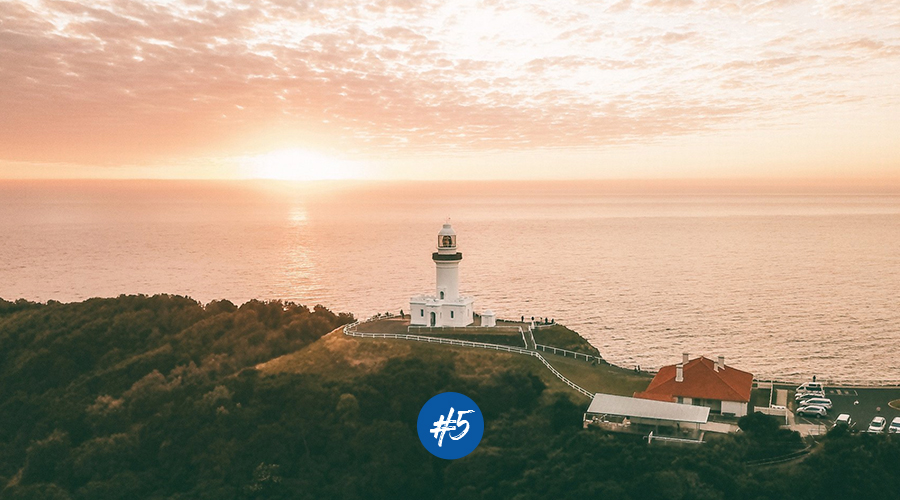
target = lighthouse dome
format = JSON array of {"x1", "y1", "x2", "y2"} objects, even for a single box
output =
[{"x1": 438, "y1": 223, "x2": 456, "y2": 236}]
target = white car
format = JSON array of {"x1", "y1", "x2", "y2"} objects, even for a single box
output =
[
  {"x1": 796, "y1": 391, "x2": 826, "y2": 402},
  {"x1": 834, "y1": 414, "x2": 854, "y2": 428},
  {"x1": 867, "y1": 416, "x2": 886, "y2": 434},
  {"x1": 797, "y1": 405, "x2": 827, "y2": 418},
  {"x1": 800, "y1": 397, "x2": 832, "y2": 409},
  {"x1": 889, "y1": 417, "x2": 900, "y2": 434},
  {"x1": 796, "y1": 382, "x2": 825, "y2": 394},
  {"x1": 794, "y1": 392, "x2": 825, "y2": 406}
]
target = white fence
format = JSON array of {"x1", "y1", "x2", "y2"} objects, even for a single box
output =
[
  {"x1": 524, "y1": 328, "x2": 536, "y2": 349},
  {"x1": 535, "y1": 344, "x2": 602, "y2": 363},
  {"x1": 646, "y1": 432, "x2": 704, "y2": 445},
  {"x1": 407, "y1": 324, "x2": 530, "y2": 349},
  {"x1": 344, "y1": 321, "x2": 592, "y2": 398},
  {"x1": 754, "y1": 377, "x2": 900, "y2": 389},
  {"x1": 533, "y1": 354, "x2": 593, "y2": 398}
]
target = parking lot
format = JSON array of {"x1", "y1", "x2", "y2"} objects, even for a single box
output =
[{"x1": 785, "y1": 385, "x2": 900, "y2": 431}]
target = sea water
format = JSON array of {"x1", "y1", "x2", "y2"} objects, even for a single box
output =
[{"x1": 2, "y1": 180, "x2": 898, "y2": 382}]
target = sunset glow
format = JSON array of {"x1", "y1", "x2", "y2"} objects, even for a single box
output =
[
  {"x1": 0, "y1": 0, "x2": 898, "y2": 180},
  {"x1": 245, "y1": 149, "x2": 362, "y2": 181}
]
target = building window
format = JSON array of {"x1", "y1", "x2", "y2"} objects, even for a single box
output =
[
  {"x1": 420, "y1": 309, "x2": 424, "y2": 317},
  {"x1": 451, "y1": 311, "x2": 454, "y2": 318},
  {"x1": 440, "y1": 291, "x2": 444, "y2": 299}
]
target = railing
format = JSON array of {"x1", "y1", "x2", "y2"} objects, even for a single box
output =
[
  {"x1": 744, "y1": 446, "x2": 811, "y2": 467},
  {"x1": 344, "y1": 321, "x2": 593, "y2": 399},
  {"x1": 533, "y1": 354, "x2": 593, "y2": 398},
  {"x1": 407, "y1": 325, "x2": 524, "y2": 334},
  {"x1": 535, "y1": 344, "x2": 602, "y2": 364},
  {"x1": 524, "y1": 329, "x2": 536, "y2": 349},
  {"x1": 754, "y1": 377, "x2": 900, "y2": 389},
  {"x1": 407, "y1": 324, "x2": 529, "y2": 349},
  {"x1": 646, "y1": 432, "x2": 704, "y2": 445},
  {"x1": 351, "y1": 331, "x2": 533, "y2": 355}
]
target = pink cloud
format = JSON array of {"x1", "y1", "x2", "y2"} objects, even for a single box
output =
[{"x1": 0, "y1": 0, "x2": 897, "y2": 166}]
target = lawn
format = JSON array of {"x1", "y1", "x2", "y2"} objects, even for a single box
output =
[
  {"x1": 258, "y1": 327, "x2": 656, "y2": 403},
  {"x1": 291, "y1": 319, "x2": 652, "y2": 400},
  {"x1": 412, "y1": 330, "x2": 526, "y2": 347},
  {"x1": 539, "y1": 352, "x2": 652, "y2": 396},
  {"x1": 356, "y1": 316, "x2": 527, "y2": 347},
  {"x1": 258, "y1": 327, "x2": 574, "y2": 395},
  {"x1": 750, "y1": 388, "x2": 773, "y2": 412},
  {"x1": 532, "y1": 324, "x2": 601, "y2": 356}
]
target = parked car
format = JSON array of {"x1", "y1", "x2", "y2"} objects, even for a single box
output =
[
  {"x1": 796, "y1": 382, "x2": 825, "y2": 394},
  {"x1": 800, "y1": 397, "x2": 833, "y2": 409},
  {"x1": 834, "y1": 414, "x2": 854, "y2": 428},
  {"x1": 797, "y1": 405, "x2": 828, "y2": 418},
  {"x1": 795, "y1": 390, "x2": 826, "y2": 401},
  {"x1": 889, "y1": 417, "x2": 900, "y2": 434},
  {"x1": 867, "y1": 416, "x2": 886, "y2": 434}
]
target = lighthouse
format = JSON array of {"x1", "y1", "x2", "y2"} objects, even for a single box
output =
[{"x1": 409, "y1": 222, "x2": 475, "y2": 327}]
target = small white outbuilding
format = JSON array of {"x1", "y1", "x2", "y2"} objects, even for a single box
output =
[{"x1": 481, "y1": 310, "x2": 496, "y2": 327}]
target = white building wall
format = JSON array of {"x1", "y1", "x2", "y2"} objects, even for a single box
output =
[
  {"x1": 441, "y1": 302, "x2": 473, "y2": 327},
  {"x1": 721, "y1": 400, "x2": 748, "y2": 417},
  {"x1": 408, "y1": 299, "x2": 474, "y2": 327},
  {"x1": 435, "y1": 262, "x2": 460, "y2": 301},
  {"x1": 425, "y1": 304, "x2": 442, "y2": 327},
  {"x1": 409, "y1": 302, "x2": 427, "y2": 326}
]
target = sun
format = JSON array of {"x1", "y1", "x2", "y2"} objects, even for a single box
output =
[{"x1": 245, "y1": 148, "x2": 360, "y2": 181}]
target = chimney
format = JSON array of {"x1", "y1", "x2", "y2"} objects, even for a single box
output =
[
  {"x1": 682, "y1": 352, "x2": 690, "y2": 365},
  {"x1": 675, "y1": 363, "x2": 684, "y2": 382},
  {"x1": 716, "y1": 355, "x2": 725, "y2": 372}
]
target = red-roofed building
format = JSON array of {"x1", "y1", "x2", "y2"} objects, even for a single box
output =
[{"x1": 634, "y1": 354, "x2": 753, "y2": 417}]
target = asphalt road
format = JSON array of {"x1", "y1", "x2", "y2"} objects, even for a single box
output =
[{"x1": 786, "y1": 385, "x2": 900, "y2": 432}]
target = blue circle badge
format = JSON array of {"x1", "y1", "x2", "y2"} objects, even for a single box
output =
[{"x1": 417, "y1": 392, "x2": 484, "y2": 459}]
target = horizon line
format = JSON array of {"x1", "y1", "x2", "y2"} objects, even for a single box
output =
[{"x1": 3, "y1": 177, "x2": 900, "y2": 195}]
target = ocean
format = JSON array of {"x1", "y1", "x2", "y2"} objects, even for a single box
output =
[{"x1": 2, "y1": 180, "x2": 898, "y2": 382}]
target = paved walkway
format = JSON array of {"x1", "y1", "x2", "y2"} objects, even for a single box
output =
[{"x1": 700, "y1": 421, "x2": 738, "y2": 434}]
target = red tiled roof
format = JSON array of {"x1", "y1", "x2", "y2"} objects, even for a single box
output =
[
  {"x1": 640, "y1": 356, "x2": 753, "y2": 403},
  {"x1": 633, "y1": 391, "x2": 676, "y2": 402}
]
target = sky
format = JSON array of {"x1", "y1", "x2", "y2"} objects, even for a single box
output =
[{"x1": 1, "y1": 0, "x2": 899, "y2": 181}]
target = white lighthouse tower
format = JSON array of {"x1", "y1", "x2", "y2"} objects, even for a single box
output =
[{"x1": 409, "y1": 222, "x2": 475, "y2": 327}]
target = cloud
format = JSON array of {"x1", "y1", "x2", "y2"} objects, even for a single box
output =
[{"x1": 0, "y1": 0, "x2": 898, "y2": 166}]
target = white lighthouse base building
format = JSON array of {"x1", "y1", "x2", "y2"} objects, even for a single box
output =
[
  {"x1": 409, "y1": 295, "x2": 475, "y2": 328},
  {"x1": 409, "y1": 222, "x2": 477, "y2": 328}
]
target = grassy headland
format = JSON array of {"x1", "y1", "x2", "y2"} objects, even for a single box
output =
[
  {"x1": 531, "y1": 324, "x2": 601, "y2": 356},
  {"x1": 258, "y1": 327, "x2": 571, "y2": 394},
  {"x1": 358, "y1": 317, "x2": 528, "y2": 348}
]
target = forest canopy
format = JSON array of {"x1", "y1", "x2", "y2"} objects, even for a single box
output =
[{"x1": 0, "y1": 295, "x2": 898, "y2": 500}]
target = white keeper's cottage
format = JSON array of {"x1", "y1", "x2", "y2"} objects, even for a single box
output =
[{"x1": 409, "y1": 222, "x2": 476, "y2": 327}]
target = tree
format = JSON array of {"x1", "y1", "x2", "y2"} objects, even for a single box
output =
[{"x1": 22, "y1": 430, "x2": 71, "y2": 484}]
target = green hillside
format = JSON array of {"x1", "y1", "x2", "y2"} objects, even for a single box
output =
[
  {"x1": 0, "y1": 296, "x2": 898, "y2": 500},
  {"x1": 260, "y1": 328, "x2": 563, "y2": 386},
  {"x1": 532, "y1": 324, "x2": 600, "y2": 356}
]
